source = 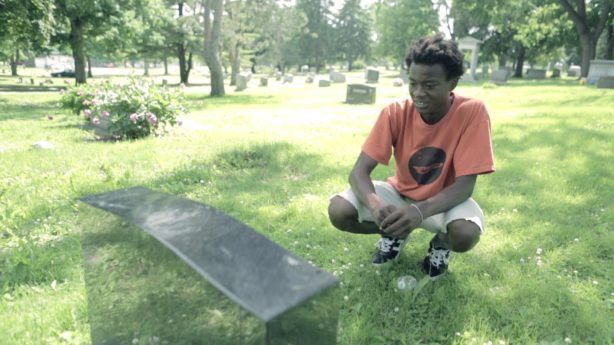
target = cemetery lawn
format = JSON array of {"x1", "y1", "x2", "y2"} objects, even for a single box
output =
[{"x1": 0, "y1": 74, "x2": 612, "y2": 344}]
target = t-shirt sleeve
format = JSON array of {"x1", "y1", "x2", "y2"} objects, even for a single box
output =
[
  {"x1": 453, "y1": 102, "x2": 496, "y2": 176},
  {"x1": 361, "y1": 104, "x2": 398, "y2": 165}
]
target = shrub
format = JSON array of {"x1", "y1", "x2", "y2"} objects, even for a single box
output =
[{"x1": 60, "y1": 78, "x2": 186, "y2": 139}]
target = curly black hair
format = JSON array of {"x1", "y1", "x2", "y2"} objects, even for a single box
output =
[{"x1": 404, "y1": 35, "x2": 465, "y2": 80}]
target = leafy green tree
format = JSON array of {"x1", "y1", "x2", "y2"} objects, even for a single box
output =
[
  {"x1": 295, "y1": 0, "x2": 334, "y2": 71},
  {"x1": 335, "y1": 0, "x2": 373, "y2": 70},
  {"x1": 556, "y1": 0, "x2": 613, "y2": 77},
  {"x1": 374, "y1": 0, "x2": 439, "y2": 66},
  {"x1": 0, "y1": 0, "x2": 55, "y2": 76},
  {"x1": 254, "y1": 3, "x2": 306, "y2": 72},
  {"x1": 54, "y1": 0, "x2": 128, "y2": 83},
  {"x1": 224, "y1": 0, "x2": 276, "y2": 84}
]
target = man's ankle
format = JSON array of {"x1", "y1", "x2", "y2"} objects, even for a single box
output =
[{"x1": 433, "y1": 233, "x2": 451, "y2": 249}]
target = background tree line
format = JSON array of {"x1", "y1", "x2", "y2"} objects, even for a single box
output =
[{"x1": 1, "y1": 0, "x2": 612, "y2": 94}]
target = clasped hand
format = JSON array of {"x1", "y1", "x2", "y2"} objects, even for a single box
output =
[{"x1": 371, "y1": 204, "x2": 422, "y2": 238}]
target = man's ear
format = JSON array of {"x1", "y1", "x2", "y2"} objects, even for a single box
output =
[{"x1": 449, "y1": 77, "x2": 459, "y2": 91}]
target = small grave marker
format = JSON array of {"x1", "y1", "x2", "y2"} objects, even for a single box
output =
[
  {"x1": 259, "y1": 77, "x2": 268, "y2": 87},
  {"x1": 365, "y1": 68, "x2": 379, "y2": 83},
  {"x1": 346, "y1": 84, "x2": 376, "y2": 104},
  {"x1": 526, "y1": 69, "x2": 546, "y2": 79},
  {"x1": 490, "y1": 69, "x2": 509, "y2": 85},
  {"x1": 318, "y1": 79, "x2": 331, "y2": 87},
  {"x1": 597, "y1": 76, "x2": 614, "y2": 89},
  {"x1": 236, "y1": 74, "x2": 248, "y2": 91},
  {"x1": 329, "y1": 72, "x2": 346, "y2": 83}
]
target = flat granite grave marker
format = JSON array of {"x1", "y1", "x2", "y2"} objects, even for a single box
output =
[
  {"x1": 346, "y1": 84, "x2": 376, "y2": 104},
  {"x1": 526, "y1": 69, "x2": 546, "y2": 79},
  {"x1": 597, "y1": 76, "x2": 614, "y2": 89},
  {"x1": 80, "y1": 187, "x2": 339, "y2": 345},
  {"x1": 490, "y1": 69, "x2": 509, "y2": 85},
  {"x1": 329, "y1": 72, "x2": 346, "y2": 83}
]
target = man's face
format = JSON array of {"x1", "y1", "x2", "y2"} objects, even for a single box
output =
[{"x1": 408, "y1": 63, "x2": 457, "y2": 119}]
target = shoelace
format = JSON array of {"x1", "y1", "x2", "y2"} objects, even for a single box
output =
[
  {"x1": 377, "y1": 237, "x2": 397, "y2": 253},
  {"x1": 428, "y1": 247, "x2": 450, "y2": 268}
]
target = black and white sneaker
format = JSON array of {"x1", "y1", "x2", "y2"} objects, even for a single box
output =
[
  {"x1": 421, "y1": 237, "x2": 452, "y2": 280},
  {"x1": 372, "y1": 236, "x2": 407, "y2": 266}
]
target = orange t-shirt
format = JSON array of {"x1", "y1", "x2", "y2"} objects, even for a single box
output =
[{"x1": 362, "y1": 93, "x2": 495, "y2": 201}]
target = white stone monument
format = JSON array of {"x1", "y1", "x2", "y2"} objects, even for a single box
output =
[
  {"x1": 458, "y1": 36, "x2": 482, "y2": 82},
  {"x1": 587, "y1": 60, "x2": 614, "y2": 84}
]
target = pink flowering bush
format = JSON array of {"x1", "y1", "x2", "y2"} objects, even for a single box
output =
[{"x1": 60, "y1": 78, "x2": 185, "y2": 139}]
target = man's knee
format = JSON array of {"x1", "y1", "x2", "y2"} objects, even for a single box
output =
[
  {"x1": 328, "y1": 196, "x2": 358, "y2": 231},
  {"x1": 446, "y1": 219, "x2": 481, "y2": 252}
]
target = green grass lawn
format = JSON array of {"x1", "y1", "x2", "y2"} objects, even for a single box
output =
[{"x1": 0, "y1": 70, "x2": 612, "y2": 344}]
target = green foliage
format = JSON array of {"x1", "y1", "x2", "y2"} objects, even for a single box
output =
[
  {"x1": 335, "y1": 0, "x2": 373, "y2": 70},
  {"x1": 374, "y1": 0, "x2": 439, "y2": 63},
  {"x1": 295, "y1": 0, "x2": 335, "y2": 68},
  {"x1": 60, "y1": 78, "x2": 185, "y2": 139}
]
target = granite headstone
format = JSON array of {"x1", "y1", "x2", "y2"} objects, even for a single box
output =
[
  {"x1": 597, "y1": 76, "x2": 614, "y2": 89},
  {"x1": 346, "y1": 84, "x2": 376, "y2": 104},
  {"x1": 79, "y1": 187, "x2": 339, "y2": 345},
  {"x1": 365, "y1": 68, "x2": 379, "y2": 83},
  {"x1": 526, "y1": 69, "x2": 546, "y2": 79}
]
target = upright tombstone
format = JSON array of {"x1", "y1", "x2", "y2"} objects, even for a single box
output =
[
  {"x1": 318, "y1": 79, "x2": 331, "y2": 87},
  {"x1": 526, "y1": 69, "x2": 546, "y2": 79},
  {"x1": 365, "y1": 68, "x2": 379, "y2": 84},
  {"x1": 305, "y1": 73, "x2": 315, "y2": 84},
  {"x1": 490, "y1": 69, "x2": 509, "y2": 85},
  {"x1": 458, "y1": 36, "x2": 482, "y2": 81},
  {"x1": 399, "y1": 69, "x2": 409, "y2": 84},
  {"x1": 597, "y1": 76, "x2": 614, "y2": 89},
  {"x1": 79, "y1": 187, "x2": 339, "y2": 345},
  {"x1": 568, "y1": 65, "x2": 581, "y2": 77},
  {"x1": 329, "y1": 72, "x2": 346, "y2": 83},
  {"x1": 392, "y1": 78, "x2": 404, "y2": 87},
  {"x1": 346, "y1": 84, "x2": 376, "y2": 104},
  {"x1": 282, "y1": 74, "x2": 293, "y2": 84},
  {"x1": 300, "y1": 65, "x2": 309, "y2": 73},
  {"x1": 259, "y1": 77, "x2": 268, "y2": 87},
  {"x1": 587, "y1": 60, "x2": 614, "y2": 84},
  {"x1": 162, "y1": 79, "x2": 168, "y2": 86},
  {"x1": 551, "y1": 68, "x2": 561, "y2": 78},
  {"x1": 236, "y1": 74, "x2": 248, "y2": 91}
]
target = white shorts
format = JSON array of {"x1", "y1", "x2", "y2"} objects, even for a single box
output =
[{"x1": 335, "y1": 181, "x2": 485, "y2": 234}]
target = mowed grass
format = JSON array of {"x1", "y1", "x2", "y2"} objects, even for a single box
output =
[{"x1": 0, "y1": 70, "x2": 612, "y2": 344}]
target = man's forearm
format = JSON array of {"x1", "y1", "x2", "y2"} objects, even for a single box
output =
[
  {"x1": 349, "y1": 170, "x2": 381, "y2": 211},
  {"x1": 415, "y1": 175, "x2": 477, "y2": 218}
]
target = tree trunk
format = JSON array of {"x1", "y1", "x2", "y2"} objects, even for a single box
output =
[
  {"x1": 70, "y1": 18, "x2": 87, "y2": 84},
  {"x1": 86, "y1": 55, "x2": 93, "y2": 78},
  {"x1": 204, "y1": 0, "x2": 225, "y2": 97},
  {"x1": 579, "y1": 34, "x2": 596, "y2": 78},
  {"x1": 10, "y1": 50, "x2": 19, "y2": 76},
  {"x1": 144, "y1": 58, "x2": 149, "y2": 76},
  {"x1": 513, "y1": 45, "x2": 525, "y2": 78},
  {"x1": 605, "y1": 23, "x2": 613, "y2": 60},
  {"x1": 178, "y1": 43, "x2": 188, "y2": 84},
  {"x1": 230, "y1": 43, "x2": 240, "y2": 86},
  {"x1": 163, "y1": 55, "x2": 169, "y2": 75}
]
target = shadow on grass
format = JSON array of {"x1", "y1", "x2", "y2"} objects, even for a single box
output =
[
  {"x1": 0, "y1": 85, "x2": 66, "y2": 92},
  {"x1": 183, "y1": 93, "x2": 281, "y2": 111},
  {"x1": 0, "y1": 97, "x2": 60, "y2": 121}
]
